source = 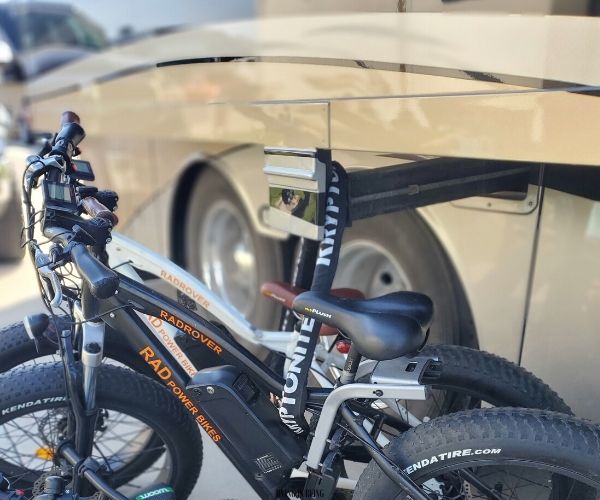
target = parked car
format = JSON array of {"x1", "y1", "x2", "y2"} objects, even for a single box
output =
[
  {"x1": 0, "y1": 104, "x2": 21, "y2": 261},
  {"x1": 0, "y1": 2, "x2": 110, "y2": 260},
  {"x1": 0, "y1": 1, "x2": 108, "y2": 142},
  {"x1": 17, "y1": 0, "x2": 600, "y2": 420}
]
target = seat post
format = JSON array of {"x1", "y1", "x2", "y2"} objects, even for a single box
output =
[{"x1": 338, "y1": 344, "x2": 362, "y2": 385}]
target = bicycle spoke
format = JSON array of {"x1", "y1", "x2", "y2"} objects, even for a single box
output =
[
  {"x1": 421, "y1": 464, "x2": 600, "y2": 500},
  {"x1": 0, "y1": 404, "x2": 173, "y2": 495}
]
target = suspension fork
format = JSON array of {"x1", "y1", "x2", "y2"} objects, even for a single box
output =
[
  {"x1": 58, "y1": 324, "x2": 97, "y2": 495},
  {"x1": 61, "y1": 285, "x2": 105, "y2": 495},
  {"x1": 80, "y1": 320, "x2": 104, "y2": 414},
  {"x1": 73, "y1": 287, "x2": 104, "y2": 454}
]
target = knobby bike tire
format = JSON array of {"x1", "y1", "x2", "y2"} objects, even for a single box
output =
[
  {"x1": 355, "y1": 408, "x2": 600, "y2": 499},
  {"x1": 0, "y1": 362, "x2": 202, "y2": 499}
]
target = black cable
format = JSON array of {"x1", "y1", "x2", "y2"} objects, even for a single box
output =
[
  {"x1": 19, "y1": 210, "x2": 44, "y2": 247},
  {"x1": 58, "y1": 276, "x2": 81, "y2": 292},
  {"x1": 21, "y1": 169, "x2": 38, "y2": 243},
  {"x1": 66, "y1": 303, "x2": 134, "y2": 326}
]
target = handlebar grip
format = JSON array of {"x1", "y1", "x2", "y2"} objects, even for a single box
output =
[
  {"x1": 82, "y1": 197, "x2": 119, "y2": 226},
  {"x1": 51, "y1": 111, "x2": 85, "y2": 161},
  {"x1": 71, "y1": 243, "x2": 119, "y2": 299},
  {"x1": 94, "y1": 189, "x2": 119, "y2": 212},
  {"x1": 60, "y1": 110, "x2": 81, "y2": 126}
]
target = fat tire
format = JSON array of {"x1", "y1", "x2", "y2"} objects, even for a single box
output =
[
  {"x1": 0, "y1": 362, "x2": 202, "y2": 499},
  {"x1": 0, "y1": 320, "x2": 151, "y2": 375},
  {"x1": 420, "y1": 344, "x2": 571, "y2": 414},
  {"x1": 0, "y1": 323, "x2": 571, "y2": 416},
  {"x1": 354, "y1": 408, "x2": 600, "y2": 499}
]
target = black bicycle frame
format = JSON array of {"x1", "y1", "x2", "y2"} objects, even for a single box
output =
[
  {"x1": 67, "y1": 160, "x2": 396, "y2": 500},
  {"x1": 60, "y1": 153, "x2": 497, "y2": 499},
  {"x1": 84, "y1": 273, "x2": 328, "y2": 498},
  {"x1": 102, "y1": 275, "x2": 286, "y2": 394}
]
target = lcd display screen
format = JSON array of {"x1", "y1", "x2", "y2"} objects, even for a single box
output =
[
  {"x1": 70, "y1": 160, "x2": 95, "y2": 181},
  {"x1": 43, "y1": 181, "x2": 77, "y2": 213},
  {"x1": 47, "y1": 182, "x2": 74, "y2": 203}
]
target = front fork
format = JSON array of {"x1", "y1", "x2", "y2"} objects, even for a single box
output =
[
  {"x1": 73, "y1": 303, "x2": 105, "y2": 452},
  {"x1": 60, "y1": 304, "x2": 105, "y2": 494},
  {"x1": 80, "y1": 320, "x2": 104, "y2": 412}
]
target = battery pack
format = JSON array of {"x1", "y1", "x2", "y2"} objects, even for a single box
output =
[{"x1": 186, "y1": 365, "x2": 305, "y2": 497}]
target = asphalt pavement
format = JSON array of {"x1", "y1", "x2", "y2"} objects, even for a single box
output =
[{"x1": 0, "y1": 256, "x2": 259, "y2": 500}]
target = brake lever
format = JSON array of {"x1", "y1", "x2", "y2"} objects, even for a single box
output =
[
  {"x1": 35, "y1": 248, "x2": 63, "y2": 308},
  {"x1": 24, "y1": 155, "x2": 66, "y2": 190}
]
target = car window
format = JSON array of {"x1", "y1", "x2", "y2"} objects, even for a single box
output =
[{"x1": 18, "y1": 10, "x2": 107, "y2": 51}]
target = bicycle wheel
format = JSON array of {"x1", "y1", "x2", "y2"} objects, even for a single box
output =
[
  {"x1": 360, "y1": 344, "x2": 571, "y2": 428},
  {"x1": 0, "y1": 362, "x2": 202, "y2": 499},
  {"x1": 0, "y1": 319, "x2": 150, "y2": 373},
  {"x1": 354, "y1": 408, "x2": 600, "y2": 499},
  {"x1": 0, "y1": 319, "x2": 572, "y2": 423}
]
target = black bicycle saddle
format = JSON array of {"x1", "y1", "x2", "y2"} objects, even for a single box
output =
[{"x1": 292, "y1": 291, "x2": 433, "y2": 360}]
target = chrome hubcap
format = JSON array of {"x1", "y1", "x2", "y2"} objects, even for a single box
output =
[
  {"x1": 199, "y1": 200, "x2": 257, "y2": 315},
  {"x1": 334, "y1": 239, "x2": 412, "y2": 296}
]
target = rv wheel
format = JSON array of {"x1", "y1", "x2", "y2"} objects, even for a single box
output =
[{"x1": 184, "y1": 169, "x2": 283, "y2": 330}]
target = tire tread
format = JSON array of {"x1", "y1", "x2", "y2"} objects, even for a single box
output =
[
  {"x1": 0, "y1": 362, "x2": 202, "y2": 499},
  {"x1": 355, "y1": 409, "x2": 600, "y2": 499},
  {"x1": 422, "y1": 344, "x2": 571, "y2": 413}
]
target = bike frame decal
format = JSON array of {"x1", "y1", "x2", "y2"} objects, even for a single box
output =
[
  {"x1": 158, "y1": 309, "x2": 223, "y2": 354},
  {"x1": 303, "y1": 307, "x2": 332, "y2": 319},
  {"x1": 135, "y1": 487, "x2": 175, "y2": 500},
  {"x1": 159, "y1": 270, "x2": 211, "y2": 309},
  {"x1": 404, "y1": 448, "x2": 502, "y2": 474},
  {"x1": 141, "y1": 314, "x2": 197, "y2": 377},
  {"x1": 138, "y1": 345, "x2": 222, "y2": 442}
]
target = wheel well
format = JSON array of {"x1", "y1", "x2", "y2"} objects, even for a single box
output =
[
  {"x1": 170, "y1": 161, "x2": 210, "y2": 267},
  {"x1": 416, "y1": 211, "x2": 479, "y2": 349},
  {"x1": 170, "y1": 161, "x2": 295, "y2": 277},
  {"x1": 445, "y1": 251, "x2": 479, "y2": 349}
]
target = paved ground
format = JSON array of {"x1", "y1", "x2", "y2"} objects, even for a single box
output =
[{"x1": 0, "y1": 257, "x2": 259, "y2": 500}]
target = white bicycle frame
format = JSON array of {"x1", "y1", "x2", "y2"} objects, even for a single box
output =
[
  {"x1": 106, "y1": 231, "x2": 425, "y2": 487},
  {"x1": 106, "y1": 231, "x2": 424, "y2": 432},
  {"x1": 107, "y1": 231, "x2": 340, "y2": 385}
]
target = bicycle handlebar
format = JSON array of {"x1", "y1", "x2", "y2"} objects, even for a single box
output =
[
  {"x1": 60, "y1": 111, "x2": 80, "y2": 126},
  {"x1": 37, "y1": 111, "x2": 120, "y2": 300},
  {"x1": 71, "y1": 242, "x2": 119, "y2": 299},
  {"x1": 50, "y1": 111, "x2": 85, "y2": 162},
  {"x1": 81, "y1": 197, "x2": 119, "y2": 226}
]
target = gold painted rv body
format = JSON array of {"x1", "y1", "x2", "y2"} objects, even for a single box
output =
[{"x1": 24, "y1": 10, "x2": 600, "y2": 419}]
